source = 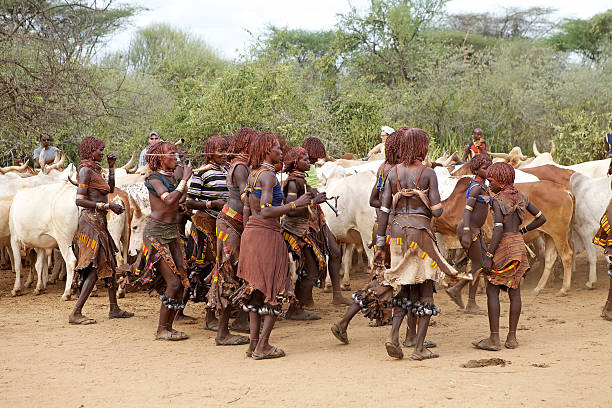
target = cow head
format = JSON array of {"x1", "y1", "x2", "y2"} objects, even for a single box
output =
[{"x1": 128, "y1": 196, "x2": 150, "y2": 257}]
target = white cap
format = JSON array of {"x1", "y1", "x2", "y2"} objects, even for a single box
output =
[{"x1": 381, "y1": 125, "x2": 395, "y2": 135}]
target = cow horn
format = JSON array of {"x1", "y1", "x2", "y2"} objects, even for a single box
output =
[
  {"x1": 550, "y1": 140, "x2": 556, "y2": 157},
  {"x1": 128, "y1": 164, "x2": 138, "y2": 174},
  {"x1": 532, "y1": 140, "x2": 540, "y2": 156},
  {"x1": 0, "y1": 160, "x2": 29, "y2": 173},
  {"x1": 121, "y1": 152, "x2": 136, "y2": 170},
  {"x1": 442, "y1": 153, "x2": 455, "y2": 167},
  {"x1": 423, "y1": 157, "x2": 432, "y2": 167},
  {"x1": 67, "y1": 174, "x2": 78, "y2": 186},
  {"x1": 490, "y1": 152, "x2": 509, "y2": 159},
  {"x1": 193, "y1": 163, "x2": 213, "y2": 172},
  {"x1": 45, "y1": 153, "x2": 65, "y2": 172},
  {"x1": 175, "y1": 138, "x2": 185, "y2": 146}
]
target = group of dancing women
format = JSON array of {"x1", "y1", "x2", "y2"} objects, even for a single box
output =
[{"x1": 68, "y1": 126, "x2": 567, "y2": 360}]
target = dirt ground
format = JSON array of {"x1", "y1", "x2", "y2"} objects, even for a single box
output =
[{"x1": 1, "y1": 254, "x2": 611, "y2": 408}]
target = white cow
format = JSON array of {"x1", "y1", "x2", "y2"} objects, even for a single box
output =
[
  {"x1": 321, "y1": 169, "x2": 378, "y2": 289},
  {"x1": 117, "y1": 182, "x2": 151, "y2": 257},
  {"x1": 9, "y1": 182, "x2": 78, "y2": 299},
  {"x1": 569, "y1": 173, "x2": 612, "y2": 289}
]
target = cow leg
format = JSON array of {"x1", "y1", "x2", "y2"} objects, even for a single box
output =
[
  {"x1": 49, "y1": 249, "x2": 62, "y2": 284},
  {"x1": 552, "y1": 234, "x2": 574, "y2": 296},
  {"x1": 33, "y1": 249, "x2": 48, "y2": 295},
  {"x1": 341, "y1": 243, "x2": 354, "y2": 291},
  {"x1": 59, "y1": 258, "x2": 66, "y2": 281},
  {"x1": 10, "y1": 237, "x2": 23, "y2": 296},
  {"x1": 533, "y1": 235, "x2": 558, "y2": 295},
  {"x1": 0, "y1": 246, "x2": 7, "y2": 268},
  {"x1": 58, "y1": 245, "x2": 77, "y2": 301},
  {"x1": 584, "y1": 240, "x2": 598, "y2": 289},
  {"x1": 24, "y1": 250, "x2": 35, "y2": 288}
]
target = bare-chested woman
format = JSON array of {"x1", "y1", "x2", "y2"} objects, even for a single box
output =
[
  {"x1": 282, "y1": 147, "x2": 325, "y2": 320},
  {"x1": 447, "y1": 153, "x2": 492, "y2": 315},
  {"x1": 205, "y1": 128, "x2": 258, "y2": 345},
  {"x1": 375, "y1": 127, "x2": 465, "y2": 360},
  {"x1": 593, "y1": 183, "x2": 612, "y2": 321},
  {"x1": 231, "y1": 133, "x2": 318, "y2": 359},
  {"x1": 331, "y1": 132, "x2": 400, "y2": 343},
  {"x1": 136, "y1": 141, "x2": 193, "y2": 340},
  {"x1": 473, "y1": 162, "x2": 546, "y2": 351},
  {"x1": 69, "y1": 137, "x2": 132, "y2": 325}
]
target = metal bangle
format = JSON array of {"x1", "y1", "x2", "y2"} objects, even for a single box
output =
[
  {"x1": 177, "y1": 180, "x2": 187, "y2": 192},
  {"x1": 534, "y1": 211, "x2": 542, "y2": 218},
  {"x1": 160, "y1": 192, "x2": 169, "y2": 201},
  {"x1": 494, "y1": 222, "x2": 503, "y2": 227},
  {"x1": 375, "y1": 235, "x2": 386, "y2": 248},
  {"x1": 380, "y1": 206, "x2": 390, "y2": 214},
  {"x1": 463, "y1": 227, "x2": 470, "y2": 231},
  {"x1": 465, "y1": 205, "x2": 473, "y2": 212}
]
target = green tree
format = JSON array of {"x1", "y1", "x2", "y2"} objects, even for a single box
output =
[{"x1": 548, "y1": 10, "x2": 612, "y2": 62}]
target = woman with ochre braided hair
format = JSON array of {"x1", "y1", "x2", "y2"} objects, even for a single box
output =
[
  {"x1": 135, "y1": 141, "x2": 193, "y2": 341},
  {"x1": 69, "y1": 137, "x2": 132, "y2": 325},
  {"x1": 206, "y1": 128, "x2": 258, "y2": 345},
  {"x1": 473, "y1": 162, "x2": 546, "y2": 351},
  {"x1": 231, "y1": 133, "x2": 321, "y2": 359}
]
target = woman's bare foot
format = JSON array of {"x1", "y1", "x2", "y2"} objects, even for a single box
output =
[
  {"x1": 332, "y1": 292, "x2": 352, "y2": 305},
  {"x1": 445, "y1": 286, "x2": 465, "y2": 309},
  {"x1": 464, "y1": 300, "x2": 485, "y2": 315},
  {"x1": 174, "y1": 313, "x2": 198, "y2": 324}
]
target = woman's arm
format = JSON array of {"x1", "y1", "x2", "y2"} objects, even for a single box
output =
[
  {"x1": 75, "y1": 167, "x2": 99, "y2": 210},
  {"x1": 285, "y1": 180, "x2": 308, "y2": 217},
  {"x1": 520, "y1": 202, "x2": 546, "y2": 234},
  {"x1": 426, "y1": 168, "x2": 443, "y2": 217},
  {"x1": 486, "y1": 200, "x2": 504, "y2": 257},
  {"x1": 258, "y1": 172, "x2": 311, "y2": 219}
]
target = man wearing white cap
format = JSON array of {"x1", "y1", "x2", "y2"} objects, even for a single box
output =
[{"x1": 368, "y1": 125, "x2": 395, "y2": 159}]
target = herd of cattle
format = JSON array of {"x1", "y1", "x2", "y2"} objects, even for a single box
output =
[{"x1": 0, "y1": 141, "x2": 610, "y2": 305}]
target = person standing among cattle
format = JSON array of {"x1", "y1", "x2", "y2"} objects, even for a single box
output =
[
  {"x1": 135, "y1": 141, "x2": 193, "y2": 340},
  {"x1": 138, "y1": 131, "x2": 160, "y2": 167},
  {"x1": 33, "y1": 133, "x2": 59, "y2": 168},
  {"x1": 205, "y1": 128, "x2": 257, "y2": 338},
  {"x1": 374, "y1": 127, "x2": 464, "y2": 360},
  {"x1": 231, "y1": 133, "x2": 315, "y2": 359},
  {"x1": 69, "y1": 137, "x2": 132, "y2": 325},
  {"x1": 446, "y1": 153, "x2": 493, "y2": 315},
  {"x1": 301, "y1": 137, "x2": 351, "y2": 305},
  {"x1": 331, "y1": 131, "x2": 400, "y2": 344},
  {"x1": 462, "y1": 128, "x2": 489, "y2": 161},
  {"x1": 282, "y1": 147, "x2": 325, "y2": 320},
  {"x1": 592, "y1": 177, "x2": 612, "y2": 321},
  {"x1": 367, "y1": 125, "x2": 395, "y2": 159},
  {"x1": 473, "y1": 162, "x2": 546, "y2": 351}
]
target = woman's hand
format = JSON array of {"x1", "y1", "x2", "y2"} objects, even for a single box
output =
[
  {"x1": 106, "y1": 154, "x2": 117, "y2": 168},
  {"x1": 109, "y1": 203, "x2": 124, "y2": 215},
  {"x1": 294, "y1": 192, "x2": 313, "y2": 207},
  {"x1": 182, "y1": 164, "x2": 193, "y2": 181}
]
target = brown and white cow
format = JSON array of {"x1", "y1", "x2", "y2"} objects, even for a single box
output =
[{"x1": 435, "y1": 177, "x2": 575, "y2": 296}]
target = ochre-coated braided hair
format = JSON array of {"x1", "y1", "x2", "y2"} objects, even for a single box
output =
[
  {"x1": 146, "y1": 141, "x2": 178, "y2": 171},
  {"x1": 78, "y1": 137, "x2": 104, "y2": 160},
  {"x1": 486, "y1": 161, "x2": 521, "y2": 204},
  {"x1": 204, "y1": 135, "x2": 229, "y2": 163},
  {"x1": 301, "y1": 137, "x2": 326, "y2": 160},
  {"x1": 392, "y1": 127, "x2": 429, "y2": 164},
  {"x1": 469, "y1": 153, "x2": 492, "y2": 174},
  {"x1": 283, "y1": 147, "x2": 307, "y2": 173},
  {"x1": 384, "y1": 131, "x2": 400, "y2": 165},
  {"x1": 231, "y1": 127, "x2": 258, "y2": 155},
  {"x1": 249, "y1": 132, "x2": 278, "y2": 168}
]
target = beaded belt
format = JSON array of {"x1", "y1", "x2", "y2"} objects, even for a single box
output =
[{"x1": 222, "y1": 204, "x2": 243, "y2": 223}]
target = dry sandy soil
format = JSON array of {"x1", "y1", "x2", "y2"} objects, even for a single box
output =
[{"x1": 1, "y1": 254, "x2": 611, "y2": 408}]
